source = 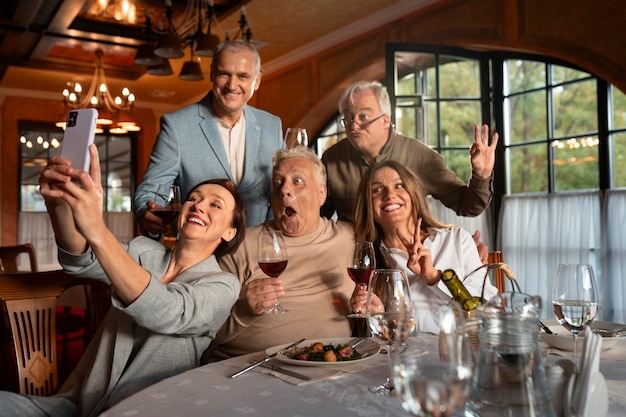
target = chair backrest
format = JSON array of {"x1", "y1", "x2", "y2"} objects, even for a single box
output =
[
  {"x1": 0, "y1": 270, "x2": 91, "y2": 395},
  {"x1": 0, "y1": 244, "x2": 38, "y2": 274},
  {"x1": 487, "y1": 251, "x2": 506, "y2": 293}
]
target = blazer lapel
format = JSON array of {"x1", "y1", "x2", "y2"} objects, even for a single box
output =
[
  {"x1": 198, "y1": 93, "x2": 234, "y2": 181},
  {"x1": 239, "y1": 106, "x2": 262, "y2": 190}
]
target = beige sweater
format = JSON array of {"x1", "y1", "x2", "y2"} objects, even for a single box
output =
[{"x1": 214, "y1": 219, "x2": 355, "y2": 358}]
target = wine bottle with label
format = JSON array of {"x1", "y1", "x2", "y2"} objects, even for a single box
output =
[{"x1": 441, "y1": 269, "x2": 481, "y2": 311}]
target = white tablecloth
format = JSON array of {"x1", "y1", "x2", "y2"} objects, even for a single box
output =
[{"x1": 100, "y1": 335, "x2": 626, "y2": 417}]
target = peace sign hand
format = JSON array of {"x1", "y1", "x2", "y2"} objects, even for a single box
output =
[{"x1": 396, "y1": 218, "x2": 440, "y2": 285}]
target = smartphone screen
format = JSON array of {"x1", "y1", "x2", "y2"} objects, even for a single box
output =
[{"x1": 60, "y1": 108, "x2": 98, "y2": 172}]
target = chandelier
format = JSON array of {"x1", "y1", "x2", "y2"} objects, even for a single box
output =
[
  {"x1": 59, "y1": 48, "x2": 140, "y2": 134},
  {"x1": 134, "y1": 0, "x2": 259, "y2": 81}
]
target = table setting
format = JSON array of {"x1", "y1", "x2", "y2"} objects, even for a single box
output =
[{"x1": 100, "y1": 263, "x2": 626, "y2": 417}]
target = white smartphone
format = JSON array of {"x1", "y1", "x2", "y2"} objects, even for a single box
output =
[{"x1": 60, "y1": 108, "x2": 98, "y2": 172}]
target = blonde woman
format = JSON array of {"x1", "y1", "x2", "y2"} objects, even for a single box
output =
[{"x1": 350, "y1": 160, "x2": 497, "y2": 334}]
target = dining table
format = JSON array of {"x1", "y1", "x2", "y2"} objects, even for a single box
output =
[{"x1": 100, "y1": 333, "x2": 626, "y2": 417}]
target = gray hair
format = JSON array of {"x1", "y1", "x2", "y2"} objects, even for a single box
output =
[
  {"x1": 272, "y1": 146, "x2": 327, "y2": 186},
  {"x1": 212, "y1": 40, "x2": 261, "y2": 76},
  {"x1": 338, "y1": 81, "x2": 391, "y2": 116}
]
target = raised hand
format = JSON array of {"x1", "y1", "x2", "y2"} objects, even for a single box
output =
[
  {"x1": 470, "y1": 124, "x2": 498, "y2": 179},
  {"x1": 396, "y1": 218, "x2": 439, "y2": 285}
]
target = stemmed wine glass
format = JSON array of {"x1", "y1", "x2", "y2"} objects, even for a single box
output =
[
  {"x1": 347, "y1": 241, "x2": 376, "y2": 318},
  {"x1": 152, "y1": 184, "x2": 182, "y2": 225},
  {"x1": 393, "y1": 304, "x2": 473, "y2": 417},
  {"x1": 365, "y1": 269, "x2": 413, "y2": 396},
  {"x1": 284, "y1": 128, "x2": 308, "y2": 149},
  {"x1": 257, "y1": 230, "x2": 289, "y2": 314},
  {"x1": 551, "y1": 263, "x2": 599, "y2": 365}
]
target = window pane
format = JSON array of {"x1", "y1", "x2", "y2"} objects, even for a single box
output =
[
  {"x1": 612, "y1": 87, "x2": 626, "y2": 129},
  {"x1": 396, "y1": 97, "x2": 422, "y2": 139},
  {"x1": 552, "y1": 65, "x2": 590, "y2": 84},
  {"x1": 552, "y1": 137, "x2": 599, "y2": 191},
  {"x1": 508, "y1": 144, "x2": 548, "y2": 193},
  {"x1": 506, "y1": 60, "x2": 545, "y2": 94},
  {"x1": 425, "y1": 100, "x2": 438, "y2": 146},
  {"x1": 19, "y1": 128, "x2": 63, "y2": 212},
  {"x1": 612, "y1": 133, "x2": 626, "y2": 187},
  {"x1": 507, "y1": 91, "x2": 547, "y2": 144},
  {"x1": 393, "y1": 52, "x2": 434, "y2": 96},
  {"x1": 440, "y1": 101, "x2": 481, "y2": 146},
  {"x1": 553, "y1": 80, "x2": 598, "y2": 137},
  {"x1": 441, "y1": 149, "x2": 472, "y2": 182},
  {"x1": 439, "y1": 57, "x2": 480, "y2": 98}
]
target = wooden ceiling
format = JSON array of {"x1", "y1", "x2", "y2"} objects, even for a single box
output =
[{"x1": 0, "y1": 0, "x2": 428, "y2": 113}]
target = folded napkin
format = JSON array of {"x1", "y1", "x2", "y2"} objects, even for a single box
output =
[
  {"x1": 224, "y1": 352, "x2": 387, "y2": 386},
  {"x1": 571, "y1": 327, "x2": 602, "y2": 417}
]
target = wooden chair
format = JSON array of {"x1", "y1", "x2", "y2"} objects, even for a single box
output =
[
  {"x1": 0, "y1": 270, "x2": 109, "y2": 395},
  {"x1": 0, "y1": 244, "x2": 38, "y2": 274},
  {"x1": 487, "y1": 251, "x2": 506, "y2": 293}
]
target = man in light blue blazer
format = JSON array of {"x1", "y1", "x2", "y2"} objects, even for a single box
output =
[{"x1": 135, "y1": 40, "x2": 283, "y2": 234}]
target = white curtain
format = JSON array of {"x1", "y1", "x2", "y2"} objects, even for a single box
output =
[
  {"x1": 426, "y1": 197, "x2": 493, "y2": 250},
  {"x1": 17, "y1": 212, "x2": 134, "y2": 271},
  {"x1": 498, "y1": 191, "x2": 622, "y2": 320},
  {"x1": 603, "y1": 190, "x2": 626, "y2": 323}
]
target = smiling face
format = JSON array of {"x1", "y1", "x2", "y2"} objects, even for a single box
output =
[
  {"x1": 210, "y1": 48, "x2": 261, "y2": 124},
  {"x1": 178, "y1": 183, "x2": 237, "y2": 248},
  {"x1": 270, "y1": 157, "x2": 327, "y2": 237},
  {"x1": 370, "y1": 166, "x2": 415, "y2": 233}
]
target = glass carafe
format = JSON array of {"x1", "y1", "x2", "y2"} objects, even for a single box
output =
[{"x1": 465, "y1": 292, "x2": 556, "y2": 417}]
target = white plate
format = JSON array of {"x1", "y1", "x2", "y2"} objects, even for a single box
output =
[
  {"x1": 265, "y1": 337, "x2": 381, "y2": 367},
  {"x1": 540, "y1": 319, "x2": 623, "y2": 351}
]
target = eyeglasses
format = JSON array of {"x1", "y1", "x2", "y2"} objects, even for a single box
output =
[{"x1": 339, "y1": 113, "x2": 385, "y2": 128}]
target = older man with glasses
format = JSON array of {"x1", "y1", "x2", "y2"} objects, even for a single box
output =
[{"x1": 321, "y1": 81, "x2": 498, "y2": 258}]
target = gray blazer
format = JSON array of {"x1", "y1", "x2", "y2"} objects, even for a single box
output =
[
  {"x1": 134, "y1": 91, "x2": 283, "y2": 229},
  {"x1": 2, "y1": 237, "x2": 240, "y2": 417}
]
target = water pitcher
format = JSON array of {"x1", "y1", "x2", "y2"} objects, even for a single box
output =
[{"x1": 465, "y1": 292, "x2": 556, "y2": 417}]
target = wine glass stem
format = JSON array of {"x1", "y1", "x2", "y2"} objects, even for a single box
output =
[
  {"x1": 385, "y1": 343, "x2": 394, "y2": 388},
  {"x1": 573, "y1": 332, "x2": 579, "y2": 370}
]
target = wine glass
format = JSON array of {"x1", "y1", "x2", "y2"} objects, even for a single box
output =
[
  {"x1": 365, "y1": 269, "x2": 413, "y2": 396},
  {"x1": 284, "y1": 128, "x2": 308, "y2": 149},
  {"x1": 551, "y1": 263, "x2": 599, "y2": 365},
  {"x1": 153, "y1": 184, "x2": 182, "y2": 225},
  {"x1": 257, "y1": 230, "x2": 289, "y2": 314},
  {"x1": 347, "y1": 241, "x2": 376, "y2": 318},
  {"x1": 393, "y1": 305, "x2": 473, "y2": 417}
]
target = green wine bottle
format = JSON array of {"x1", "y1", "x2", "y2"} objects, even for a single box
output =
[{"x1": 441, "y1": 269, "x2": 480, "y2": 311}]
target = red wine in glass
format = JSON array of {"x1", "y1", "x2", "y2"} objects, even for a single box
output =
[
  {"x1": 347, "y1": 267, "x2": 374, "y2": 285},
  {"x1": 347, "y1": 241, "x2": 376, "y2": 318},
  {"x1": 259, "y1": 260, "x2": 288, "y2": 277},
  {"x1": 153, "y1": 208, "x2": 180, "y2": 225},
  {"x1": 153, "y1": 185, "x2": 182, "y2": 226},
  {"x1": 257, "y1": 230, "x2": 289, "y2": 313}
]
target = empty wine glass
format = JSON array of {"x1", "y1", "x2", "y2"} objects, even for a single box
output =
[
  {"x1": 366, "y1": 269, "x2": 413, "y2": 396},
  {"x1": 394, "y1": 304, "x2": 473, "y2": 417},
  {"x1": 551, "y1": 263, "x2": 599, "y2": 365},
  {"x1": 257, "y1": 230, "x2": 289, "y2": 314},
  {"x1": 284, "y1": 128, "x2": 308, "y2": 149},
  {"x1": 152, "y1": 184, "x2": 182, "y2": 225},
  {"x1": 347, "y1": 241, "x2": 375, "y2": 318}
]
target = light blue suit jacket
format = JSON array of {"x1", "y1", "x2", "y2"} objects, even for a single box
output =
[{"x1": 134, "y1": 91, "x2": 283, "y2": 229}]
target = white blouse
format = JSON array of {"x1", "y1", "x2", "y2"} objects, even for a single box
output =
[{"x1": 381, "y1": 226, "x2": 498, "y2": 334}]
